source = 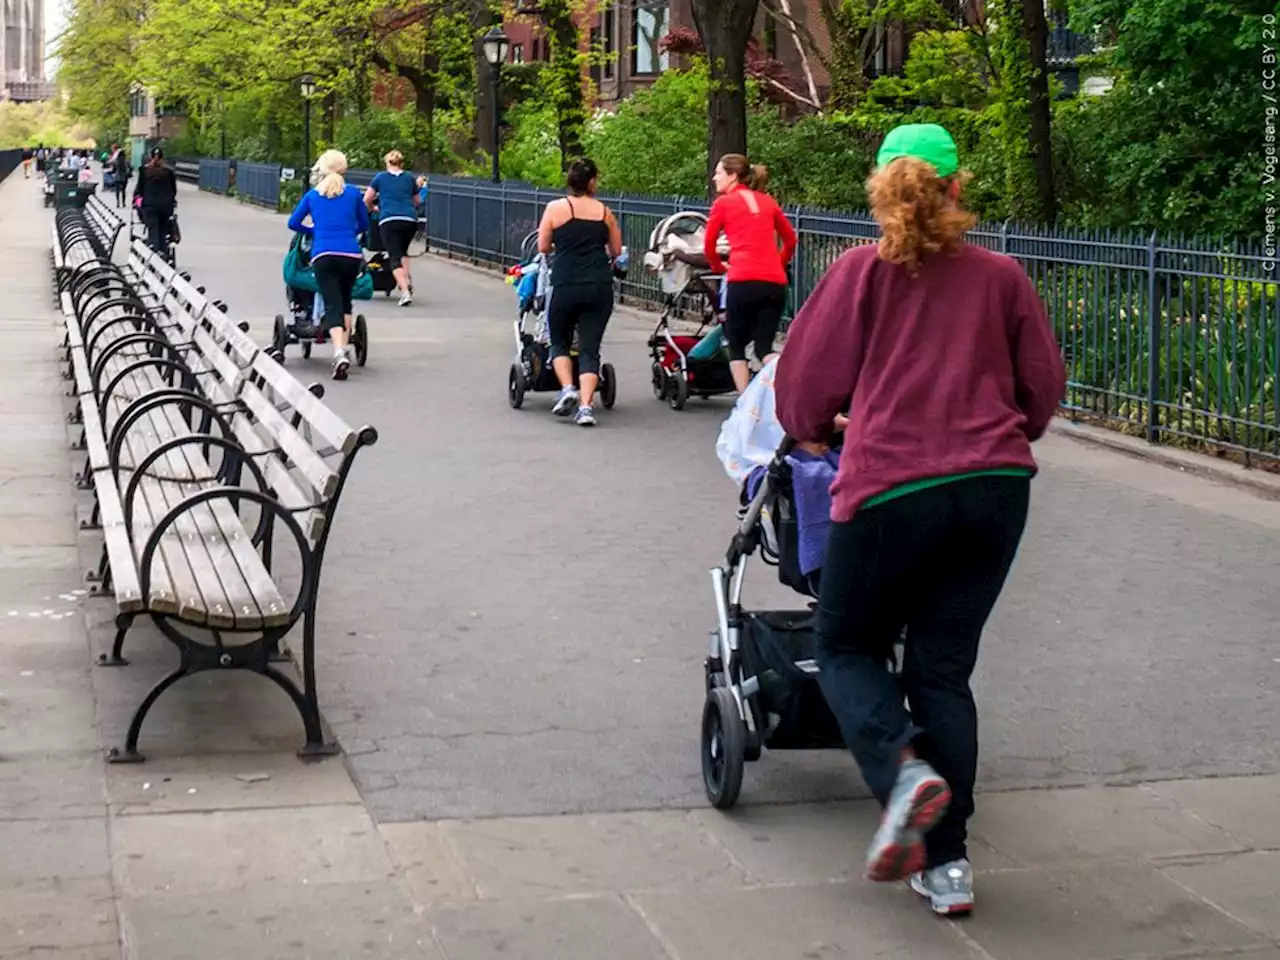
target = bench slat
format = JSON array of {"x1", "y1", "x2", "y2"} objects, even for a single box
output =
[
  {"x1": 237, "y1": 381, "x2": 338, "y2": 499},
  {"x1": 251, "y1": 352, "x2": 358, "y2": 455}
]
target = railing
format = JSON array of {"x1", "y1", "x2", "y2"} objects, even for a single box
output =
[
  {"x1": 424, "y1": 175, "x2": 1279, "y2": 465},
  {"x1": 0, "y1": 148, "x2": 23, "y2": 182},
  {"x1": 172, "y1": 155, "x2": 201, "y2": 184},
  {"x1": 236, "y1": 161, "x2": 282, "y2": 208},
  {"x1": 198, "y1": 158, "x2": 232, "y2": 195}
]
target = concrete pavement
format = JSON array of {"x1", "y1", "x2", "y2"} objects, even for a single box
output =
[{"x1": 2, "y1": 170, "x2": 1279, "y2": 958}]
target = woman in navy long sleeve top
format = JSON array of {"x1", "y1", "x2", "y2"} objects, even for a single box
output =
[{"x1": 287, "y1": 149, "x2": 370, "y2": 380}]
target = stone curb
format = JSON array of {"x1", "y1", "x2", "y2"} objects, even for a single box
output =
[{"x1": 1050, "y1": 419, "x2": 1280, "y2": 501}]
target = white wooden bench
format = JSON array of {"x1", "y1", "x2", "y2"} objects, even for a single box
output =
[{"x1": 53, "y1": 213, "x2": 379, "y2": 763}]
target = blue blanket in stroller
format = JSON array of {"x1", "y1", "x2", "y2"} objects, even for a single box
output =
[{"x1": 747, "y1": 449, "x2": 840, "y2": 577}]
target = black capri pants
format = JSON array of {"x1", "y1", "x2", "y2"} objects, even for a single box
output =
[
  {"x1": 312, "y1": 255, "x2": 363, "y2": 331},
  {"x1": 380, "y1": 219, "x2": 417, "y2": 268},
  {"x1": 548, "y1": 280, "x2": 614, "y2": 376},
  {"x1": 724, "y1": 280, "x2": 787, "y2": 362}
]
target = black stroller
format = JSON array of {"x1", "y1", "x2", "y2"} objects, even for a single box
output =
[
  {"x1": 701, "y1": 435, "x2": 902, "y2": 809},
  {"x1": 272, "y1": 232, "x2": 369, "y2": 365}
]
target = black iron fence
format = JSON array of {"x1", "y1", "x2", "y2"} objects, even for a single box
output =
[
  {"x1": 0, "y1": 148, "x2": 23, "y2": 182},
  {"x1": 198, "y1": 158, "x2": 232, "y2": 195},
  {"x1": 236, "y1": 161, "x2": 282, "y2": 208},
  {"x1": 424, "y1": 175, "x2": 1279, "y2": 464}
]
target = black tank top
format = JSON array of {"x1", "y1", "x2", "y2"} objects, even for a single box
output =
[{"x1": 550, "y1": 198, "x2": 612, "y2": 286}]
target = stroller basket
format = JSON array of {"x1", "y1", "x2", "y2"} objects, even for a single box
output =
[{"x1": 738, "y1": 612, "x2": 843, "y2": 751}]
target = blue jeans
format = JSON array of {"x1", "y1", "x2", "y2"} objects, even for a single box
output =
[{"x1": 813, "y1": 474, "x2": 1029, "y2": 867}]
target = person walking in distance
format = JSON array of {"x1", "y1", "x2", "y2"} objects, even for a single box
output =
[
  {"x1": 287, "y1": 149, "x2": 370, "y2": 381},
  {"x1": 774, "y1": 123, "x2": 1065, "y2": 917},
  {"x1": 107, "y1": 144, "x2": 131, "y2": 208},
  {"x1": 133, "y1": 148, "x2": 178, "y2": 257},
  {"x1": 704, "y1": 155, "x2": 797, "y2": 394},
  {"x1": 536, "y1": 158, "x2": 623, "y2": 427},
  {"x1": 365, "y1": 149, "x2": 426, "y2": 307}
]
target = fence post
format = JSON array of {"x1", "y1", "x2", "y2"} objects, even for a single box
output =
[
  {"x1": 500, "y1": 181, "x2": 508, "y2": 264},
  {"x1": 1145, "y1": 230, "x2": 1160, "y2": 445},
  {"x1": 790, "y1": 208, "x2": 805, "y2": 324},
  {"x1": 1000, "y1": 220, "x2": 1010, "y2": 255}
]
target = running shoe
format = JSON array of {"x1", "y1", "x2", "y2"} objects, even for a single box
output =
[
  {"x1": 399, "y1": 291, "x2": 413, "y2": 307},
  {"x1": 574, "y1": 405, "x2": 596, "y2": 427},
  {"x1": 332, "y1": 351, "x2": 350, "y2": 381},
  {"x1": 910, "y1": 859, "x2": 974, "y2": 916},
  {"x1": 551, "y1": 387, "x2": 579, "y2": 416},
  {"x1": 864, "y1": 759, "x2": 952, "y2": 882}
]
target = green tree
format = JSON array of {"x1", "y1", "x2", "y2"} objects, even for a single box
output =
[{"x1": 54, "y1": 0, "x2": 145, "y2": 135}]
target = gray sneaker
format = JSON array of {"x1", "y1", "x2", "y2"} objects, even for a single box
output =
[
  {"x1": 864, "y1": 759, "x2": 951, "y2": 882},
  {"x1": 574, "y1": 405, "x2": 596, "y2": 427},
  {"x1": 551, "y1": 387, "x2": 579, "y2": 416},
  {"x1": 911, "y1": 859, "x2": 974, "y2": 916}
]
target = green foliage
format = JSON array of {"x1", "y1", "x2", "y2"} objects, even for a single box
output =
[
  {"x1": 0, "y1": 100, "x2": 96, "y2": 149},
  {"x1": 582, "y1": 64, "x2": 710, "y2": 195},
  {"x1": 497, "y1": 101, "x2": 564, "y2": 185}
]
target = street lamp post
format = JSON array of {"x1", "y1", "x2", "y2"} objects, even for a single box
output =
[
  {"x1": 481, "y1": 26, "x2": 510, "y2": 184},
  {"x1": 300, "y1": 74, "x2": 316, "y2": 176}
]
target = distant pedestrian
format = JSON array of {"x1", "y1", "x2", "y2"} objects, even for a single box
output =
[
  {"x1": 34, "y1": 144, "x2": 46, "y2": 177},
  {"x1": 774, "y1": 123, "x2": 1066, "y2": 918},
  {"x1": 134, "y1": 147, "x2": 178, "y2": 258},
  {"x1": 21, "y1": 146, "x2": 32, "y2": 178},
  {"x1": 364, "y1": 149, "x2": 426, "y2": 307},
  {"x1": 106, "y1": 144, "x2": 130, "y2": 207}
]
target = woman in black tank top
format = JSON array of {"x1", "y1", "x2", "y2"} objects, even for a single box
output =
[{"x1": 536, "y1": 158, "x2": 623, "y2": 427}]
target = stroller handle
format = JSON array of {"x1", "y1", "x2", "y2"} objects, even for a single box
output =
[{"x1": 774, "y1": 436, "x2": 798, "y2": 461}]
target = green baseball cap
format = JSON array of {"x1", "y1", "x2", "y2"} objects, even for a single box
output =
[{"x1": 876, "y1": 123, "x2": 960, "y2": 177}]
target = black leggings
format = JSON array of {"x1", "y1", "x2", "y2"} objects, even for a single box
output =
[
  {"x1": 548, "y1": 281, "x2": 614, "y2": 376},
  {"x1": 380, "y1": 219, "x2": 417, "y2": 269},
  {"x1": 813, "y1": 475, "x2": 1029, "y2": 869},
  {"x1": 313, "y1": 255, "x2": 362, "y2": 331},
  {"x1": 724, "y1": 280, "x2": 787, "y2": 362},
  {"x1": 142, "y1": 207, "x2": 173, "y2": 256}
]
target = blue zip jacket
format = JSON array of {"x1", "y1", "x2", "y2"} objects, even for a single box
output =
[{"x1": 288, "y1": 185, "x2": 370, "y2": 258}]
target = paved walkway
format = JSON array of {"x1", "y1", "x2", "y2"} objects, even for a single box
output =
[{"x1": 2, "y1": 172, "x2": 1279, "y2": 958}]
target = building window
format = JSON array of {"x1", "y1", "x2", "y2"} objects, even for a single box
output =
[
  {"x1": 511, "y1": 43, "x2": 524, "y2": 64},
  {"x1": 603, "y1": 8, "x2": 616, "y2": 79},
  {"x1": 631, "y1": 0, "x2": 669, "y2": 76}
]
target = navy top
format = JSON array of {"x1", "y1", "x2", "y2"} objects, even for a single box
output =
[
  {"x1": 288, "y1": 185, "x2": 370, "y2": 259},
  {"x1": 369, "y1": 170, "x2": 420, "y2": 223}
]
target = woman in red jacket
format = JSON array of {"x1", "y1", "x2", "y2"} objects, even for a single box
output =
[
  {"x1": 774, "y1": 124, "x2": 1065, "y2": 917},
  {"x1": 704, "y1": 155, "x2": 797, "y2": 393}
]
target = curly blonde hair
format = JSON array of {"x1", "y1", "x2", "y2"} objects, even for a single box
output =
[{"x1": 867, "y1": 157, "x2": 976, "y2": 276}]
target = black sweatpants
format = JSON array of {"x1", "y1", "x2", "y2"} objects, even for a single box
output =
[
  {"x1": 142, "y1": 206, "x2": 174, "y2": 257},
  {"x1": 548, "y1": 280, "x2": 614, "y2": 376},
  {"x1": 313, "y1": 255, "x2": 363, "y2": 331},
  {"x1": 813, "y1": 474, "x2": 1030, "y2": 868},
  {"x1": 724, "y1": 280, "x2": 787, "y2": 362}
]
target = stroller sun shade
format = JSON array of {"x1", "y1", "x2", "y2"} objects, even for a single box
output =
[{"x1": 644, "y1": 211, "x2": 727, "y2": 296}]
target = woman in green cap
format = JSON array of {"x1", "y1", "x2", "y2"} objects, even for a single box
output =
[{"x1": 773, "y1": 123, "x2": 1065, "y2": 917}]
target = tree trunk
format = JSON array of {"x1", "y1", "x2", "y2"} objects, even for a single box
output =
[
  {"x1": 471, "y1": 5, "x2": 498, "y2": 160},
  {"x1": 323, "y1": 91, "x2": 337, "y2": 146},
  {"x1": 690, "y1": 0, "x2": 761, "y2": 196},
  {"x1": 411, "y1": 50, "x2": 440, "y2": 172},
  {"x1": 1022, "y1": 0, "x2": 1056, "y2": 222}
]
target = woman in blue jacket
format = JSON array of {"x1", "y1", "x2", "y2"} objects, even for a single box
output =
[{"x1": 288, "y1": 150, "x2": 370, "y2": 380}]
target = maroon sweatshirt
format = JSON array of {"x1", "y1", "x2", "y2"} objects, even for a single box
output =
[{"x1": 774, "y1": 242, "x2": 1066, "y2": 521}]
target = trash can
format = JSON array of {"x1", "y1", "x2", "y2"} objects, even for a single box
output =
[{"x1": 54, "y1": 178, "x2": 97, "y2": 210}]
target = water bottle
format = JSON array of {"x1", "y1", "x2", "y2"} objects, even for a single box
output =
[{"x1": 615, "y1": 246, "x2": 630, "y2": 273}]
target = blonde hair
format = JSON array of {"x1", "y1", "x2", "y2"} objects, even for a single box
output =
[
  {"x1": 384, "y1": 149, "x2": 404, "y2": 168},
  {"x1": 719, "y1": 153, "x2": 769, "y2": 192},
  {"x1": 315, "y1": 149, "x2": 348, "y2": 198},
  {"x1": 867, "y1": 157, "x2": 976, "y2": 276}
]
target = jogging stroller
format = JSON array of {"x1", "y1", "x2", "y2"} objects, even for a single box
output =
[
  {"x1": 506, "y1": 229, "x2": 618, "y2": 411},
  {"x1": 702, "y1": 425, "x2": 903, "y2": 810},
  {"x1": 272, "y1": 232, "x2": 370, "y2": 365},
  {"x1": 644, "y1": 212, "x2": 737, "y2": 410},
  {"x1": 363, "y1": 215, "x2": 406, "y2": 297}
]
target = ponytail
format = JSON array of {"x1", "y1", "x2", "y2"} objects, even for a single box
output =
[
  {"x1": 316, "y1": 171, "x2": 346, "y2": 198},
  {"x1": 718, "y1": 153, "x2": 769, "y2": 192}
]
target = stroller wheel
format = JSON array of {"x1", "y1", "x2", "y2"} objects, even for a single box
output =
[
  {"x1": 701, "y1": 687, "x2": 745, "y2": 810},
  {"x1": 508, "y1": 363, "x2": 526, "y2": 409},
  {"x1": 353, "y1": 315, "x2": 369, "y2": 367},
  {"x1": 599, "y1": 362, "x2": 617, "y2": 410},
  {"x1": 668, "y1": 372, "x2": 690, "y2": 411},
  {"x1": 651, "y1": 362, "x2": 666, "y2": 401},
  {"x1": 301, "y1": 340, "x2": 312, "y2": 359}
]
